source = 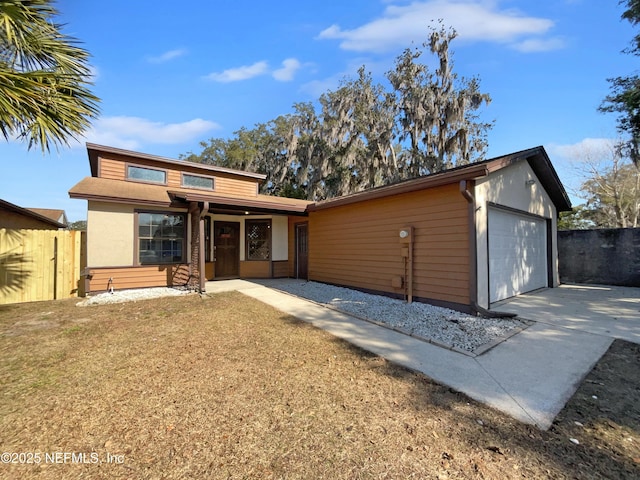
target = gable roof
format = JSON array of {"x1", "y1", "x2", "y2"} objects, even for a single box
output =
[
  {"x1": 309, "y1": 146, "x2": 571, "y2": 212},
  {"x1": 86, "y1": 143, "x2": 267, "y2": 181},
  {"x1": 27, "y1": 208, "x2": 68, "y2": 225},
  {"x1": 0, "y1": 199, "x2": 67, "y2": 228}
]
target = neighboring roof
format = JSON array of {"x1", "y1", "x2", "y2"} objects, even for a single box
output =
[
  {"x1": 69, "y1": 177, "x2": 311, "y2": 215},
  {"x1": 27, "y1": 208, "x2": 68, "y2": 225},
  {"x1": 0, "y1": 199, "x2": 67, "y2": 228},
  {"x1": 309, "y1": 146, "x2": 572, "y2": 212},
  {"x1": 86, "y1": 143, "x2": 267, "y2": 181}
]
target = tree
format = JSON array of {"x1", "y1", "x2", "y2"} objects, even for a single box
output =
[
  {"x1": 599, "y1": 0, "x2": 640, "y2": 165},
  {"x1": 387, "y1": 25, "x2": 492, "y2": 175},
  {"x1": 67, "y1": 220, "x2": 86, "y2": 231},
  {"x1": 557, "y1": 205, "x2": 595, "y2": 230},
  {"x1": 567, "y1": 139, "x2": 640, "y2": 228},
  {"x1": 0, "y1": 0, "x2": 100, "y2": 152},
  {"x1": 184, "y1": 25, "x2": 492, "y2": 200}
]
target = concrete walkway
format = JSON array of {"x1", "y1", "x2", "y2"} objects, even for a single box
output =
[{"x1": 205, "y1": 280, "x2": 617, "y2": 430}]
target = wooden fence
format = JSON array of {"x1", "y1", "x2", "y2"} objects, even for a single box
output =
[{"x1": 0, "y1": 229, "x2": 86, "y2": 305}]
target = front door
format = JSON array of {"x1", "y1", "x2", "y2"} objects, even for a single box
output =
[
  {"x1": 295, "y1": 223, "x2": 308, "y2": 279},
  {"x1": 214, "y1": 221, "x2": 240, "y2": 278}
]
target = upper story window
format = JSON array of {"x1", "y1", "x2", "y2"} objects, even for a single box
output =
[
  {"x1": 182, "y1": 173, "x2": 214, "y2": 190},
  {"x1": 127, "y1": 165, "x2": 167, "y2": 184}
]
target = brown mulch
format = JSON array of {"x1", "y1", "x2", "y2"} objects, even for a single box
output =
[{"x1": 0, "y1": 292, "x2": 638, "y2": 479}]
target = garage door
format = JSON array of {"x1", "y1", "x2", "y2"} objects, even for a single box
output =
[{"x1": 488, "y1": 208, "x2": 548, "y2": 303}]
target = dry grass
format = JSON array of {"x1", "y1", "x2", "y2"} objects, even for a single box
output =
[{"x1": 0, "y1": 292, "x2": 638, "y2": 479}]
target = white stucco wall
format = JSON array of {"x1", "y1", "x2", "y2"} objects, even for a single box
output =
[
  {"x1": 87, "y1": 201, "x2": 135, "y2": 267},
  {"x1": 87, "y1": 201, "x2": 190, "y2": 267},
  {"x1": 474, "y1": 161, "x2": 559, "y2": 308},
  {"x1": 271, "y1": 216, "x2": 289, "y2": 261}
]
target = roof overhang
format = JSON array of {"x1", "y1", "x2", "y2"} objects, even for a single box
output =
[
  {"x1": 168, "y1": 191, "x2": 310, "y2": 216},
  {"x1": 308, "y1": 163, "x2": 490, "y2": 212},
  {"x1": 484, "y1": 146, "x2": 572, "y2": 212},
  {"x1": 69, "y1": 177, "x2": 310, "y2": 216},
  {"x1": 308, "y1": 146, "x2": 571, "y2": 213},
  {"x1": 86, "y1": 143, "x2": 267, "y2": 181}
]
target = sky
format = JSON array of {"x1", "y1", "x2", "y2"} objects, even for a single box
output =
[{"x1": 0, "y1": 0, "x2": 636, "y2": 222}]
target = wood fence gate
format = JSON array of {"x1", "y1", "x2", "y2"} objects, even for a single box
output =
[{"x1": 0, "y1": 229, "x2": 86, "y2": 305}]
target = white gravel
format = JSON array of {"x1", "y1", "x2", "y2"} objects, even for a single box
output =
[
  {"x1": 76, "y1": 287, "x2": 190, "y2": 306},
  {"x1": 74, "y1": 280, "x2": 526, "y2": 353},
  {"x1": 269, "y1": 280, "x2": 526, "y2": 353}
]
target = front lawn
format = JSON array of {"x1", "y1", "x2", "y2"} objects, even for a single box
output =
[{"x1": 0, "y1": 292, "x2": 637, "y2": 479}]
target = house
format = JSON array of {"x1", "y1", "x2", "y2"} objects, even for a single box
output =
[
  {"x1": 26, "y1": 208, "x2": 68, "y2": 227},
  {"x1": 0, "y1": 199, "x2": 68, "y2": 230},
  {"x1": 69, "y1": 143, "x2": 571, "y2": 312},
  {"x1": 69, "y1": 144, "x2": 312, "y2": 293}
]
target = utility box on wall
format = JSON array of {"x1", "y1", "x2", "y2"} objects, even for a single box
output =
[{"x1": 399, "y1": 226, "x2": 414, "y2": 303}]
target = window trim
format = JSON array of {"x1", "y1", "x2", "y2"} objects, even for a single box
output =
[
  {"x1": 134, "y1": 210, "x2": 187, "y2": 265},
  {"x1": 245, "y1": 219, "x2": 272, "y2": 262},
  {"x1": 181, "y1": 172, "x2": 215, "y2": 190},
  {"x1": 126, "y1": 163, "x2": 168, "y2": 185}
]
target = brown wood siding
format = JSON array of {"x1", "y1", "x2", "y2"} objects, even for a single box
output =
[
  {"x1": 308, "y1": 184, "x2": 470, "y2": 305},
  {"x1": 239, "y1": 260, "x2": 270, "y2": 278},
  {"x1": 98, "y1": 158, "x2": 126, "y2": 180},
  {"x1": 272, "y1": 260, "x2": 288, "y2": 278},
  {"x1": 96, "y1": 153, "x2": 259, "y2": 197},
  {"x1": 205, "y1": 262, "x2": 214, "y2": 280},
  {"x1": 211, "y1": 176, "x2": 257, "y2": 198},
  {"x1": 87, "y1": 265, "x2": 190, "y2": 292}
]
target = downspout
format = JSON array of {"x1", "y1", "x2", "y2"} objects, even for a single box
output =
[{"x1": 460, "y1": 180, "x2": 516, "y2": 318}]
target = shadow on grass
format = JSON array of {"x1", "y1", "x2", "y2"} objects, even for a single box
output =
[{"x1": 277, "y1": 310, "x2": 640, "y2": 478}]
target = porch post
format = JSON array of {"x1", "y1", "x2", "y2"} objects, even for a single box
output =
[
  {"x1": 199, "y1": 202, "x2": 208, "y2": 292},
  {"x1": 188, "y1": 202, "x2": 201, "y2": 290},
  {"x1": 188, "y1": 201, "x2": 209, "y2": 293}
]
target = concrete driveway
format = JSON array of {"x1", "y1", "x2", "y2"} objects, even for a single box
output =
[{"x1": 492, "y1": 284, "x2": 640, "y2": 344}]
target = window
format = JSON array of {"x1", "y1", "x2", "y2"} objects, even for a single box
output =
[
  {"x1": 127, "y1": 165, "x2": 166, "y2": 184},
  {"x1": 245, "y1": 220, "x2": 271, "y2": 261},
  {"x1": 137, "y1": 212, "x2": 185, "y2": 264},
  {"x1": 182, "y1": 173, "x2": 214, "y2": 190}
]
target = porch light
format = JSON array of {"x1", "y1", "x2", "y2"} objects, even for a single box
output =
[{"x1": 244, "y1": 211, "x2": 250, "y2": 215}]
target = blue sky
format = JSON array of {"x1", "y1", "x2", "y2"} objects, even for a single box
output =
[{"x1": 0, "y1": 0, "x2": 635, "y2": 221}]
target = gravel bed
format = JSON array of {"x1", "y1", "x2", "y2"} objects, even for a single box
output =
[
  {"x1": 76, "y1": 287, "x2": 191, "y2": 306},
  {"x1": 270, "y1": 280, "x2": 526, "y2": 353}
]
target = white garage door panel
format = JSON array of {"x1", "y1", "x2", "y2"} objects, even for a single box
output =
[{"x1": 489, "y1": 209, "x2": 547, "y2": 303}]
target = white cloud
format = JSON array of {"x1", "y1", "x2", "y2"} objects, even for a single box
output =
[
  {"x1": 206, "y1": 61, "x2": 269, "y2": 82},
  {"x1": 318, "y1": 0, "x2": 561, "y2": 53},
  {"x1": 548, "y1": 138, "x2": 617, "y2": 160},
  {"x1": 147, "y1": 48, "x2": 187, "y2": 63},
  {"x1": 272, "y1": 58, "x2": 302, "y2": 81},
  {"x1": 77, "y1": 116, "x2": 220, "y2": 150},
  {"x1": 511, "y1": 37, "x2": 566, "y2": 53}
]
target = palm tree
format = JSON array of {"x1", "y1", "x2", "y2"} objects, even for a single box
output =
[{"x1": 0, "y1": 0, "x2": 100, "y2": 152}]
